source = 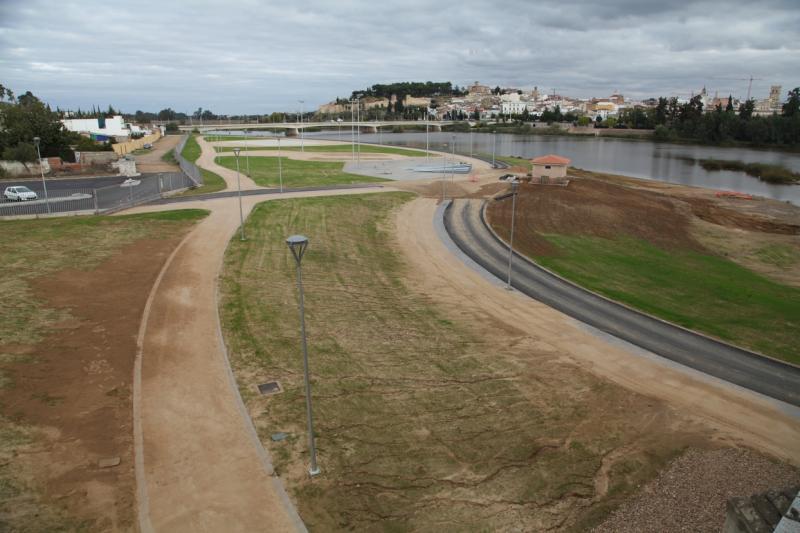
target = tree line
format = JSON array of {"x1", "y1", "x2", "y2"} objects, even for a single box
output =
[
  {"x1": 618, "y1": 88, "x2": 800, "y2": 146},
  {"x1": 351, "y1": 81, "x2": 468, "y2": 100}
]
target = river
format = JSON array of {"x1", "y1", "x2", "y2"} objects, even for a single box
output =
[{"x1": 305, "y1": 130, "x2": 800, "y2": 205}]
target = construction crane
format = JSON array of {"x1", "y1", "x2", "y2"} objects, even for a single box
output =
[{"x1": 710, "y1": 76, "x2": 763, "y2": 101}]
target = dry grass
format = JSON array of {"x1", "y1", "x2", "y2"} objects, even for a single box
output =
[{"x1": 220, "y1": 193, "x2": 714, "y2": 531}]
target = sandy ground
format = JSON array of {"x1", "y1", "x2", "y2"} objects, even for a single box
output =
[
  {"x1": 133, "y1": 135, "x2": 182, "y2": 173},
  {"x1": 395, "y1": 198, "x2": 800, "y2": 464}
]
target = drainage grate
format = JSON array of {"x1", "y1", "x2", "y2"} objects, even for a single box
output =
[{"x1": 257, "y1": 381, "x2": 282, "y2": 395}]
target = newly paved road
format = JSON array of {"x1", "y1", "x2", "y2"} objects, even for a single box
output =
[{"x1": 444, "y1": 198, "x2": 800, "y2": 407}]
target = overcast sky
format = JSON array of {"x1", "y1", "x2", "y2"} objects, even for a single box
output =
[{"x1": 1, "y1": 0, "x2": 798, "y2": 114}]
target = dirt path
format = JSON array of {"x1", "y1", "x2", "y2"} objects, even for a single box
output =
[
  {"x1": 135, "y1": 135, "x2": 181, "y2": 173},
  {"x1": 395, "y1": 198, "x2": 800, "y2": 464},
  {"x1": 195, "y1": 135, "x2": 259, "y2": 191},
  {"x1": 129, "y1": 189, "x2": 395, "y2": 531}
]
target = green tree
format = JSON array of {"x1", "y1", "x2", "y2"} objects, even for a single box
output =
[
  {"x1": 739, "y1": 99, "x2": 755, "y2": 120},
  {"x1": 0, "y1": 87, "x2": 75, "y2": 159},
  {"x1": 783, "y1": 88, "x2": 800, "y2": 117}
]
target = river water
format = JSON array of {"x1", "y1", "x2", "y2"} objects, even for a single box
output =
[{"x1": 305, "y1": 130, "x2": 800, "y2": 205}]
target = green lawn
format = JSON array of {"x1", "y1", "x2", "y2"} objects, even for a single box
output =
[
  {"x1": 219, "y1": 193, "x2": 681, "y2": 530},
  {"x1": 180, "y1": 133, "x2": 202, "y2": 162},
  {"x1": 178, "y1": 134, "x2": 227, "y2": 194},
  {"x1": 534, "y1": 234, "x2": 800, "y2": 364},
  {"x1": 215, "y1": 143, "x2": 428, "y2": 157},
  {"x1": 161, "y1": 148, "x2": 177, "y2": 164},
  {"x1": 215, "y1": 155, "x2": 388, "y2": 188},
  {"x1": 478, "y1": 153, "x2": 533, "y2": 170}
]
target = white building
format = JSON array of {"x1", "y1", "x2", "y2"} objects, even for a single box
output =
[
  {"x1": 61, "y1": 115, "x2": 148, "y2": 139},
  {"x1": 501, "y1": 100, "x2": 529, "y2": 114}
]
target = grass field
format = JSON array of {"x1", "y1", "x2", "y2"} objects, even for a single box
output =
[
  {"x1": 220, "y1": 193, "x2": 690, "y2": 530},
  {"x1": 488, "y1": 181, "x2": 800, "y2": 365},
  {"x1": 161, "y1": 148, "x2": 177, "y2": 164},
  {"x1": 214, "y1": 144, "x2": 428, "y2": 157},
  {"x1": 534, "y1": 235, "x2": 800, "y2": 364},
  {"x1": 478, "y1": 153, "x2": 533, "y2": 170},
  {"x1": 215, "y1": 156, "x2": 388, "y2": 188},
  {"x1": 0, "y1": 209, "x2": 208, "y2": 530},
  {"x1": 178, "y1": 134, "x2": 227, "y2": 195}
]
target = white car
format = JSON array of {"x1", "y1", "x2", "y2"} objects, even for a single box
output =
[
  {"x1": 120, "y1": 178, "x2": 141, "y2": 187},
  {"x1": 3, "y1": 186, "x2": 38, "y2": 201}
]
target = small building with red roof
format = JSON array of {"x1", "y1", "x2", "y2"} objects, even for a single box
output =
[{"x1": 530, "y1": 154, "x2": 571, "y2": 179}]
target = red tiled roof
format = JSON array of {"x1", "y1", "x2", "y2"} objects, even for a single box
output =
[{"x1": 531, "y1": 154, "x2": 571, "y2": 165}]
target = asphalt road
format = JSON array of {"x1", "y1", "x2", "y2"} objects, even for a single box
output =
[
  {"x1": 444, "y1": 198, "x2": 800, "y2": 407},
  {"x1": 1, "y1": 173, "x2": 187, "y2": 215},
  {"x1": 2, "y1": 175, "x2": 130, "y2": 193}
]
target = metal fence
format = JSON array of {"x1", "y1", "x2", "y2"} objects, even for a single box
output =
[
  {"x1": 0, "y1": 172, "x2": 196, "y2": 218},
  {"x1": 174, "y1": 134, "x2": 203, "y2": 186}
]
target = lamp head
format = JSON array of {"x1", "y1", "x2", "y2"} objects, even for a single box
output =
[
  {"x1": 286, "y1": 234, "x2": 309, "y2": 263},
  {"x1": 233, "y1": 147, "x2": 241, "y2": 157},
  {"x1": 33, "y1": 136, "x2": 40, "y2": 146}
]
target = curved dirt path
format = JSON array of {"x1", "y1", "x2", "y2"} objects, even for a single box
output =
[
  {"x1": 129, "y1": 129, "x2": 399, "y2": 531},
  {"x1": 195, "y1": 135, "x2": 259, "y2": 191},
  {"x1": 395, "y1": 198, "x2": 800, "y2": 464}
]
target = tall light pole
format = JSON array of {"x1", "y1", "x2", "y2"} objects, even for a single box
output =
[
  {"x1": 350, "y1": 99, "x2": 356, "y2": 162},
  {"x1": 286, "y1": 234, "x2": 320, "y2": 477},
  {"x1": 356, "y1": 97, "x2": 361, "y2": 167},
  {"x1": 492, "y1": 132, "x2": 497, "y2": 168},
  {"x1": 32, "y1": 137, "x2": 51, "y2": 214},
  {"x1": 506, "y1": 181, "x2": 519, "y2": 290},
  {"x1": 233, "y1": 147, "x2": 245, "y2": 241},
  {"x1": 470, "y1": 131, "x2": 474, "y2": 157},
  {"x1": 425, "y1": 116, "x2": 430, "y2": 162},
  {"x1": 244, "y1": 128, "x2": 250, "y2": 176},
  {"x1": 277, "y1": 136, "x2": 283, "y2": 193},
  {"x1": 298, "y1": 100, "x2": 305, "y2": 152}
]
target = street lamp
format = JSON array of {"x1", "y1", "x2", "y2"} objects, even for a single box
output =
[
  {"x1": 492, "y1": 132, "x2": 497, "y2": 168},
  {"x1": 232, "y1": 147, "x2": 245, "y2": 241},
  {"x1": 32, "y1": 137, "x2": 51, "y2": 214},
  {"x1": 286, "y1": 234, "x2": 321, "y2": 477},
  {"x1": 298, "y1": 100, "x2": 305, "y2": 152},
  {"x1": 506, "y1": 181, "x2": 519, "y2": 290},
  {"x1": 245, "y1": 128, "x2": 250, "y2": 176},
  {"x1": 277, "y1": 136, "x2": 284, "y2": 193}
]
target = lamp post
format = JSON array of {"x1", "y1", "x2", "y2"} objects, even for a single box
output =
[
  {"x1": 425, "y1": 117, "x2": 430, "y2": 162},
  {"x1": 350, "y1": 99, "x2": 356, "y2": 162},
  {"x1": 286, "y1": 234, "x2": 320, "y2": 477},
  {"x1": 355, "y1": 97, "x2": 361, "y2": 167},
  {"x1": 233, "y1": 147, "x2": 245, "y2": 241},
  {"x1": 32, "y1": 137, "x2": 51, "y2": 214},
  {"x1": 492, "y1": 132, "x2": 497, "y2": 168},
  {"x1": 298, "y1": 100, "x2": 305, "y2": 152},
  {"x1": 277, "y1": 136, "x2": 284, "y2": 193},
  {"x1": 506, "y1": 181, "x2": 519, "y2": 290},
  {"x1": 245, "y1": 128, "x2": 250, "y2": 176}
]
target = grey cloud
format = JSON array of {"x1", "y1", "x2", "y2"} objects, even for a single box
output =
[{"x1": 0, "y1": 0, "x2": 797, "y2": 113}]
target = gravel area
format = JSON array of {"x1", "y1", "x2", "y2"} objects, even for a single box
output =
[{"x1": 594, "y1": 447, "x2": 800, "y2": 533}]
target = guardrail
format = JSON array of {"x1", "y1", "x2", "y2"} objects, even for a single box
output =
[{"x1": 173, "y1": 134, "x2": 203, "y2": 186}]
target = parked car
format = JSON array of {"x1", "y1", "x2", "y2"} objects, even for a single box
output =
[
  {"x1": 3, "y1": 186, "x2": 38, "y2": 201},
  {"x1": 120, "y1": 178, "x2": 141, "y2": 187},
  {"x1": 143, "y1": 143, "x2": 153, "y2": 149},
  {"x1": 498, "y1": 174, "x2": 516, "y2": 181}
]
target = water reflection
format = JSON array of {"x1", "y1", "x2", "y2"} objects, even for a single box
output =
[{"x1": 306, "y1": 130, "x2": 800, "y2": 205}]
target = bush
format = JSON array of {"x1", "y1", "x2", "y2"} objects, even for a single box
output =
[
  {"x1": 165, "y1": 122, "x2": 179, "y2": 133},
  {"x1": 2, "y1": 142, "x2": 37, "y2": 162}
]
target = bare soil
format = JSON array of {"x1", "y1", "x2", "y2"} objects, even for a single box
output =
[
  {"x1": 0, "y1": 236, "x2": 184, "y2": 531},
  {"x1": 134, "y1": 134, "x2": 181, "y2": 173},
  {"x1": 486, "y1": 171, "x2": 800, "y2": 285}
]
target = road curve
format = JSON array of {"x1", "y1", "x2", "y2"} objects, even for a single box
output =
[{"x1": 444, "y1": 198, "x2": 800, "y2": 407}]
